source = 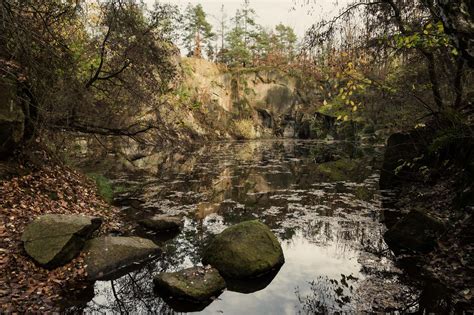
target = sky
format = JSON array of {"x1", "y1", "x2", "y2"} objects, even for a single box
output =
[{"x1": 144, "y1": 0, "x2": 351, "y2": 39}]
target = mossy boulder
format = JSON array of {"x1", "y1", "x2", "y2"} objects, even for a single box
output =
[
  {"x1": 202, "y1": 220, "x2": 284, "y2": 278},
  {"x1": 21, "y1": 214, "x2": 102, "y2": 269},
  {"x1": 138, "y1": 215, "x2": 183, "y2": 232},
  {"x1": 154, "y1": 266, "x2": 225, "y2": 303},
  {"x1": 84, "y1": 236, "x2": 160, "y2": 280},
  {"x1": 384, "y1": 210, "x2": 446, "y2": 253}
]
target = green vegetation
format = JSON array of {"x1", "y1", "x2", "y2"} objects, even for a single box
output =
[{"x1": 86, "y1": 173, "x2": 127, "y2": 204}]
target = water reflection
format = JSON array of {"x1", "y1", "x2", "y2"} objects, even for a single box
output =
[{"x1": 68, "y1": 140, "x2": 418, "y2": 313}]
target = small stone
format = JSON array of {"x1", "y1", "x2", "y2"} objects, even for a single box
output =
[{"x1": 138, "y1": 215, "x2": 183, "y2": 232}]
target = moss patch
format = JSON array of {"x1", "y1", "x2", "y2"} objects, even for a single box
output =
[
  {"x1": 315, "y1": 158, "x2": 371, "y2": 182},
  {"x1": 86, "y1": 173, "x2": 114, "y2": 203}
]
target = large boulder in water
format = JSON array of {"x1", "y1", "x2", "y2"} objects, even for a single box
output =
[
  {"x1": 154, "y1": 266, "x2": 225, "y2": 303},
  {"x1": 84, "y1": 236, "x2": 160, "y2": 280},
  {"x1": 21, "y1": 214, "x2": 102, "y2": 269},
  {"x1": 384, "y1": 210, "x2": 445, "y2": 253},
  {"x1": 202, "y1": 220, "x2": 284, "y2": 278}
]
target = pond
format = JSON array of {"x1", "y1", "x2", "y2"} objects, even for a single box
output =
[{"x1": 65, "y1": 140, "x2": 420, "y2": 313}]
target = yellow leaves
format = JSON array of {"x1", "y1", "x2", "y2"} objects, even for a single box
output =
[
  {"x1": 352, "y1": 105, "x2": 358, "y2": 112},
  {"x1": 436, "y1": 21, "x2": 444, "y2": 33}
]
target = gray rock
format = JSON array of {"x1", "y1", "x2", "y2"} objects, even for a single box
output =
[
  {"x1": 202, "y1": 220, "x2": 284, "y2": 278},
  {"x1": 21, "y1": 214, "x2": 102, "y2": 269},
  {"x1": 84, "y1": 236, "x2": 160, "y2": 280},
  {"x1": 384, "y1": 210, "x2": 445, "y2": 253},
  {"x1": 138, "y1": 215, "x2": 183, "y2": 232},
  {"x1": 154, "y1": 266, "x2": 225, "y2": 302},
  {"x1": 0, "y1": 79, "x2": 24, "y2": 159}
]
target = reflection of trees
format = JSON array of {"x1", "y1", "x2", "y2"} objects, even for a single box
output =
[
  {"x1": 295, "y1": 274, "x2": 357, "y2": 313},
  {"x1": 87, "y1": 140, "x2": 389, "y2": 312},
  {"x1": 78, "y1": 265, "x2": 174, "y2": 313}
]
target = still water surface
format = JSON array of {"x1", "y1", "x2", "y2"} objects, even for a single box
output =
[{"x1": 70, "y1": 140, "x2": 417, "y2": 313}]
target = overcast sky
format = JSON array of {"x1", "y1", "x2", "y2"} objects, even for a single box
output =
[{"x1": 145, "y1": 0, "x2": 350, "y2": 39}]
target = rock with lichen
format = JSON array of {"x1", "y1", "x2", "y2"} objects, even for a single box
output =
[
  {"x1": 21, "y1": 214, "x2": 102, "y2": 269},
  {"x1": 154, "y1": 266, "x2": 225, "y2": 303}
]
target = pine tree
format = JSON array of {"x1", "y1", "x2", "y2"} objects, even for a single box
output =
[
  {"x1": 239, "y1": 0, "x2": 257, "y2": 50},
  {"x1": 222, "y1": 0, "x2": 259, "y2": 67},
  {"x1": 254, "y1": 27, "x2": 272, "y2": 62},
  {"x1": 223, "y1": 10, "x2": 251, "y2": 67},
  {"x1": 182, "y1": 4, "x2": 215, "y2": 59},
  {"x1": 274, "y1": 23, "x2": 297, "y2": 60}
]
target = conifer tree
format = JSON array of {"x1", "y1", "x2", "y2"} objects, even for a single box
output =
[{"x1": 182, "y1": 4, "x2": 215, "y2": 58}]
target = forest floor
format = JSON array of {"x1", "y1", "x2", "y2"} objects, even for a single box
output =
[
  {"x1": 0, "y1": 148, "x2": 124, "y2": 312},
  {"x1": 391, "y1": 169, "x2": 474, "y2": 310}
]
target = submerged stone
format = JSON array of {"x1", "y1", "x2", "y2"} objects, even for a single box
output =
[
  {"x1": 84, "y1": 236, "x2": 160, "y2": 280},
  {"x1": 226, "y1": 264, "x2": 282, "y2": 293},
  {"x1": 202, "y1": 220, "x2": 284, "y2": 278},
  {"x1": 384, "y1": 210, "x2": 445, "y2": 253},
  {"x1": 154, "y1": 266, "x2": 225, "y2": 303},
  {"x1": 138, "y1": 214, "x2": 183, "y2": 232},
  {"x1": 21, "y1": 214, "x2": 102, "y2": 269}
]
